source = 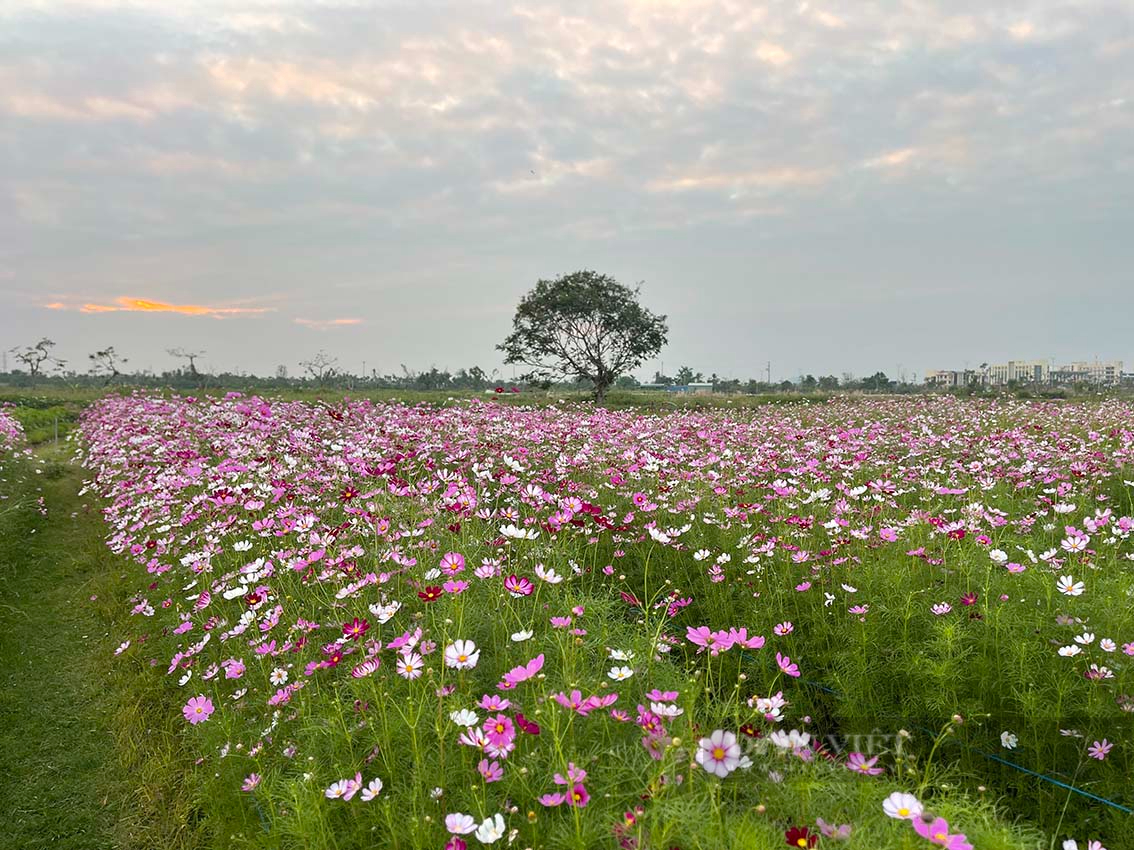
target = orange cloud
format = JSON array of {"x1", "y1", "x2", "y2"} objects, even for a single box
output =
[
  {"x1": 45, "y1": 297, "x2": 273, "y2": 318},
  {"x1": 294, "y1": 318, "x2": 364, "y2": 329}
]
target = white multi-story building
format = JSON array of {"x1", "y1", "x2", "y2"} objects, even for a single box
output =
[
  {"x1": 926, "y1": 359, "x2": 1125, "y2": 388},
  {"x1": 925, "y1": 369, "x2": 979, "y2": 388},
  {"x1": 984, "y1": 360, "x2": 1049, "y2": 386},
  {"x1": 1055, "y1": 361, "x2": 1124, "y2": 385}
]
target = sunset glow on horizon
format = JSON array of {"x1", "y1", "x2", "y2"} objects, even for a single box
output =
[{"x1": 45, "y1": 297, "x2": 274, "y2": 318}]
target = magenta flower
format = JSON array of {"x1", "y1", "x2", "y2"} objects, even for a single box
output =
[
  {"x1": 912, "y1": 816, "x2": 973, "y2": 850},
  {"x1": 477, "y1": 758, "x2": 503, "y2": 783},
  {"x1": 497, "y1": 653, "x2": 544, "y2": 689},
  {"x1": 845, "y1": 752, "x2": 883, "y2": 775},
  {"x1": 485, "y1": 714, "x2": 515, "y2": 749},
  {"x1": 182, "y1": 695, "x2": 215, "y2": 725},
  {"x1": 503, "y1": 574, "x2": 534, "y2": 597},
  {"x1": 1087, "y1": 739, "x2": 1113, "y2": 760},
  {"x1": 440, "y1": 552, "x2": 466, "y2": 575},
  {"x1": 686, "y1": 625, "x2": 734, "y2": 654},
  {"x1": 776, "y1": 652, "x2": 801, "y2": 677}
]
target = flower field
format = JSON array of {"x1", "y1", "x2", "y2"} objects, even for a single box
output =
[
  {"x1": 0, "y1": 405, "x2": 24, "y2": 452},
  {"x1": 79, "y1": 393, "x2": 1134, "y2": 849}
]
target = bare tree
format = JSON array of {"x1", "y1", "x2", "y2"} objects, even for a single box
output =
[
  {"x1": 299, "y1": 351, "x2": 339, "y2": 384},
  {"x1": 168, "y1": 348, "x2": 207, "y2": 376},
  {"x1": 89, "y1": 346, "x2": 127, "y2": 385},
  {"x1": 11, "y1": 338, "x2": 65, "y2": 377}
]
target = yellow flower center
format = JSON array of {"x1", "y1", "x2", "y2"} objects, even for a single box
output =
[
  {"x1": 898, "y1": 808, "x2": 909, "y2": 817},
  {"x1": 458, "y1": 654, "x2": 467, "y2": 662},
  {"x1": 796, "y1": 840, "x2": 808, "y2": 848},
  {"x1": 712, "y1": 747, "x2": 726, "y2": 760}
]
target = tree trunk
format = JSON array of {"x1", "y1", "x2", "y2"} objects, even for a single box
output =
[{"x1": 594, "y1": 381, "x2": 608, "y2": 406}]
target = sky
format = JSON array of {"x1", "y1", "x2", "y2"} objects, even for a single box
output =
[{"x1": 1, "y1": 0, "x2": 1132, "y2": 382}]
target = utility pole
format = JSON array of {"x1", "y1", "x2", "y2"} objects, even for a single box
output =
[{"x1": 766, "y1": 361, "x2": 771, "y2": 384}]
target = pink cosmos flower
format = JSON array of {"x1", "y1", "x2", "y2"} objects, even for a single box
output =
[
  {"x1": 845, "y1": 752, "x2": 884, "y2": 775},
  {"x1": 912, "y1": 816, "x2": 973, "y2": 850},
  {"x1": 498, "y1": 654, "x2": 544, "y2": 689},
  {"x1": 445, "y1": 813, "x2": 477, "y2": 835},
  {"x1": 1087, "y1": 739, "x2": 1112, "y2": 760},
  {"x1": 776, "y1": 652, "x2": 801, "y2": 677},
  {"x1": 503, "y1": 574, "x2": 534, "y2": 597},
  {"x1": 727, "y1": 627, "x2": 766, "y2": 649},
  {"x1": 485, "y1": 714, "x2": 515, "y2": 749},
  {"x1": 686, "y1": 625, "x2": 734, "y2": 654},
  {"x1": 242, "y1": 773, "x2": 261, "y2": 792},
  {"x1": 478, "y1": 758, "x2": 503, "y2": 783},
  {"x1": 440, "y1": 552, "x2": 466, "y2": 575},
  {"x1": 183, "y1": 695, "x2": 215, "y2": 725}
]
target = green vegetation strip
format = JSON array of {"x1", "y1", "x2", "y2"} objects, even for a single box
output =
[{"x1": 0, "y1": 448, "x2": 204, "y2": 849}]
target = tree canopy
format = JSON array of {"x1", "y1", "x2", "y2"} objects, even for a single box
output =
[{"x1": 498, "y1": 270, "x2": 668, "y2": 404}]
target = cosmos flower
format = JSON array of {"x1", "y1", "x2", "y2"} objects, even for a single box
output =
[
  {"x1": 696, "y1": 730, "x2": 741, "y2": 777},
  {"x1": 1057, "y1": 576, "x2": 1086, "y2": 596},
  {"x1": 444, "y1": 640, "x2": 481, "y2": 670},
  {"x1": 182, "y1": 695, "x2": 214, "y2": 725},
  {"x1": 882, "y1": 792, "x2": 923, "y2": 820}
]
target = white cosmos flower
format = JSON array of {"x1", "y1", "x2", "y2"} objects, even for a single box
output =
[
  {"x1": 534, "y1": 563, "x2": 564, "y2": 583},
  {"x1": 1001, "y1": 731, "x2": 1018, "y2": 749},
  {"x1": 1058, "y1": 645, "x2": 1082, "y2": 657},
  {"x1": 450, "y1": 709, "x2": 479, "y2": 727},
  {"x1": 475, "y1": 813, "x2": 506, "y2": 844},
  {"x1": 608, "y1": 665, "x2": 634, "y2": 681},
  {"x1": 1057, "y1": 575, "x2": 1085, "y2": 596},
  {"x1": 368, "y1": 600, "x2": 401, "y2": 623},
  {"x1": 359, "y1": 777, "x2": 383, "y2": 802},
  {"x1": 510, "y1": 629, "x2": 533, "y2": 642},
  {"x1": 989, "y1": 549, "x2": 1008, "y2": 564},
  {"x1": 882, "y1": 792, "x2": 923, "y2": 820},
  {"x1": 1100, "y1": 638, "x2": 1117, "y2": 652},
  {"x1": 1074, "y1": 632, "x2": 1095, "y2": 645},
  {"x1": 608, "y1": 648, "x2": 635, "y2": 661},
  {"x1": 444, "y1": 639, "x2": 480, "y2": 670},
  {"x1": 500, "y1": 524, "x2": 538, "y2": 540}
]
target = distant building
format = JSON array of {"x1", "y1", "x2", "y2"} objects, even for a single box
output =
[
  {"x1": 925, "y1": 369, "x2": 980, "y2": 388},
  {"x1": 925, "y1": 359, "x2": 1125, "y2": 388},
  {"x1": 1055, "y1": 360, "x2": 1124, "y2": 385},
  {"x1": 985, "y1": 360, "x2": 1049, "y2": 386}
]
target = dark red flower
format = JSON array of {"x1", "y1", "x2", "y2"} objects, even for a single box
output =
[
  {"x1": 342, "y1": 617, "x2": 370, "y2": 640},
  {"x1": 785, "y1": 826, "x2": 818, "y2": 848},
  {"x1": 418, "y1": 585, "x2": 443, "y2": 602}
]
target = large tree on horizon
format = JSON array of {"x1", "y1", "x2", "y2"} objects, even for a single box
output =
[{"x1": 498, "y1": 270, "x2": 668, "y2": 405}]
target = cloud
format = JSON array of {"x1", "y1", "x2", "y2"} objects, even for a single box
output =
[
  {"x1": 45, "y1": 297, "x2": 274, "y2": 317},
  {"x1": 3, "y1": 0, "x2": 1132, "y2": 378},
  {"x1": 294, "y1": 318, "x2": 365, "y2": 330}
]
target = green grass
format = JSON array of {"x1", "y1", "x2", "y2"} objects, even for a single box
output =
[{"x1": 0, "y1": 446, "x2": 207, "y2": 849}]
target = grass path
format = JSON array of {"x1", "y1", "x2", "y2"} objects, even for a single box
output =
[
  {"x1": 0, "y1": 449, "x2": 128, "y2": 848},
  {"x1": 0, "y1": 448, "x2": 207, "y2": 850}
]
